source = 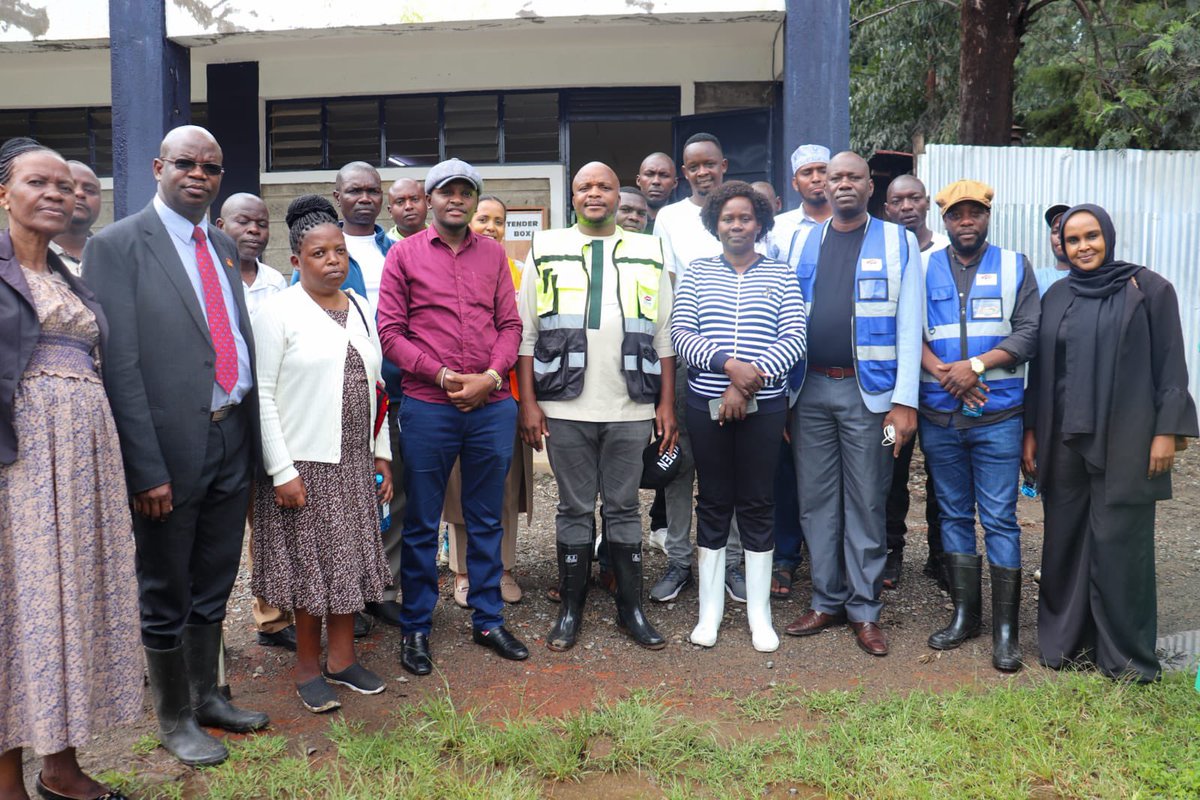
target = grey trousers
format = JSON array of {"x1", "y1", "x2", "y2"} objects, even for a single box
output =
[
  {"x1": 791, "y1": 373, "x2": 893, "y2": 622},
  {"x1": 381, "y1": 405, "x2": 407, "y2": 602},
  {"x1": 546, "y1": 417, "x2": 653, "y2": 547}
]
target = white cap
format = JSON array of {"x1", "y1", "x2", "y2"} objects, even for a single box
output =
[{"x1": 790, "y1": 144, "x2": 831, "y2": 175}]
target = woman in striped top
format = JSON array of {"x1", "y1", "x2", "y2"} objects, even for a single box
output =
[{"x1": 671, "y1": 181, "x2": 807, "y2": 653}]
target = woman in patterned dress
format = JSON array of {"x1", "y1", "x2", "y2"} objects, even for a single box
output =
[
  {"x1": 0, "y1": 139, "x2": 141, "y2": 800},
  {"x1": 251, "y1": 195, "x2": 394, "y2": 714}
]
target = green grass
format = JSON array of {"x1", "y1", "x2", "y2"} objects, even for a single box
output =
[{"x1": 170, "y1": 673, "x2": 1200, "y2": 799}]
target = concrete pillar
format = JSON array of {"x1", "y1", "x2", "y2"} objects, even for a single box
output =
[{"x1": 108, "y1": 0, "x2": 190, "y2": 220}]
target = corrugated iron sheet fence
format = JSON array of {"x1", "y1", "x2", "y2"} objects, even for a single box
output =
[{"x1": 918, "y1": 144, "x2": 1200, "y2": 402}]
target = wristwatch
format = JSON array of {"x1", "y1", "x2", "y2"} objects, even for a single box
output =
[
  {"x1": 969, "y1": 356, "x2": 986, "y2": 376},
  {"x1": 485, "y1": 368, "x2": 504, "y2": 390}
]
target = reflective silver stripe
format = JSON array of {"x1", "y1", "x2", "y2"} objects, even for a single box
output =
[
  {"x1": 919, "y1": 371, "x2": 942, "y2": 383},
  {"x1": 855, "y1": 223, "x2": 901, "y2": 318},
  {"x1": 568, "y1": 352, "x2": 586, "y2": 368},
  {"x1": 804, "y1": 300, "x2": 813, "y2": 317},
  {"x1": 999, "y1": 248, "x2": 1018, "y2": 319},
  {"x1": 623, "y1": 318, "x2": 657, "y2": 335},
  {"x1": 984, "y1": 364, "x2": 1025, "y2": 381},
  {"x1": 857, "y1": 299, "x2": 900, "y2": 317},
  {"x1": 533, "y1": 356, "x2": 561, "y2": 375},
  {"x1": 927, "y1": 321, "x2": 1013, "y2": 342},
  {"x1": 624, "y1": 354, "x2": 663, "y2": 375},
  {"x1": 538, "y1": 314, "x2": 586, "y2": 331},
  {"x1": 857, "y1": 345, "x2": 897, "y2": 362}
]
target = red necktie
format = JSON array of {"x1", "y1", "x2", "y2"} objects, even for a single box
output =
[{"x1": 192, "y1": 226, "x2": 238, "y2": 393}]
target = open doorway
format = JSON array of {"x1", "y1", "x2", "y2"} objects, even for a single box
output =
[{"x1": 568, "y1": 119, "x2": 673, "y2": 187}]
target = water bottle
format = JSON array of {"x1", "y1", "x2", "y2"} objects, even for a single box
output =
[
  {"x1": 376, "y1": 473, "x2": 391, "y2": 532},
  {"x1": 962, "y1": 401, "x2": 984, "y2": 418}
]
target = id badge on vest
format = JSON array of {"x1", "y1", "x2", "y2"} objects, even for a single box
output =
[{"x1": 972, "y1": 297, "x2": 1003, "y2": 319}]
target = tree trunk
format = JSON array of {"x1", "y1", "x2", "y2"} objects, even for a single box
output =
[{"x1": 958, "y1": 0, "x2": 1021, "y2": 145}]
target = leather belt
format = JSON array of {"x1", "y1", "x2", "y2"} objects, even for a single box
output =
[
  {"x1": 210, "y1": 405, "x2": 238, "y2": 422},
  {"x1": 811, "y1": 365, "x2": 856, "y2": 379}
]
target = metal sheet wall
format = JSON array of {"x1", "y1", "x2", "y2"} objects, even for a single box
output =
[{"x1": 918, "y1": 144, "x2": 1200, "y2": 401}]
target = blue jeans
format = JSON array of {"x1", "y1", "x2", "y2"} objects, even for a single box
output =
[
  {"x1": 918, "y1": 415, "x2": 1022, "y2": 568},
  {"x1": 399, "y1": 396, "x2": 516, "y2": 634}
]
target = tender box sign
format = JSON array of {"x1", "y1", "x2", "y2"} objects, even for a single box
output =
[{"x1": 506, "y1": 210, "x2": 545, "y2": 241}]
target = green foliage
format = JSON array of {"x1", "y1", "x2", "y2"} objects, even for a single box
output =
[
  {"x1": 849, "y1": 0, "x2": 1200, "y2": 151},
  {"x1": 849, "y1": 0, "x2": 960, "y2": 153}
]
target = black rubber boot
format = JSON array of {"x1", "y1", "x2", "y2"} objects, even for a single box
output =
[
  {"x1": 990, "y1": 564, "x2": 1023, "y2": 672},
  {"x1": 608, "y1": 542, "x2": 666, "y2": 650},
  {"x1": 182, "y1": 623, "x2": 270, "y2": 733},
  {"x1": 144, "y1": 646, "x2": 228, "y2": 766},
  {"x1": 547, "y1": 541, "x2": 592, "y2": 651},
  {"x1": 928, "y1": 553, "x2": 982, "y2": 650}
]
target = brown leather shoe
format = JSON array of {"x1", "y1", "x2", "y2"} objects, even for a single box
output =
[
  {"x1": 849, "y1": 621, "x2": 889, "y2": 656},
  {"x1": 784, "y1": 609, "x2": 847, "y2": 637}
]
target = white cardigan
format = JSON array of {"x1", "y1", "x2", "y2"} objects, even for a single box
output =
[{"x1": 254, "y1": 284, "x2": 391, "y2": 486}]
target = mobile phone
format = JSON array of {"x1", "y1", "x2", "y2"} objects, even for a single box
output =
[{"x1": 708, "y1": 396, "x2": 759, "y2": 420}]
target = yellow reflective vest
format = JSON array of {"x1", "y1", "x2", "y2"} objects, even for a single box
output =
[{"x1": 529, "y1": 226, "x2": 665, "y2": 402}]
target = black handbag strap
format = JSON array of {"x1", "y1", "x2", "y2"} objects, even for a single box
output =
[{"x1": 344, "y1": 291, "x2": 371, "y2": 336}]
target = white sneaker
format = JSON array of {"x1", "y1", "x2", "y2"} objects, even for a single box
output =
[{"x1": 648, "y1": 527, "x2": 668, "y2": 555}]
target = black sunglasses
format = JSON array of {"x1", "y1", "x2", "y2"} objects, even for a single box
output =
[{"x1": 164, "y1": 158, "x2": 224, "y2": 177}]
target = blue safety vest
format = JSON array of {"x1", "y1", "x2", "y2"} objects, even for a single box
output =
[
  {"x1": 788, "y1": 217, "x2": 909, "y2": 400},
  {"x1": 920, "y1": 245, "x2": 1025, "y2": 413}
]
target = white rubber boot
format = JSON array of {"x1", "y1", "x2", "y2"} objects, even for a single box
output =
[
  {"x1": 689, "y1": 546, "x2": 727, "y2": 647},
  {"x1": 744, "y1": 549, "x2": 779, "y2": 653}
]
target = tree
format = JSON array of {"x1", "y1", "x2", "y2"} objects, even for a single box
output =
[{"x1": 957, "y1": 0, "x2": 1045, "y2": 144}]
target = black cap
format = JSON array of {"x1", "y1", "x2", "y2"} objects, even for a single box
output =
[
  {"x1": 640, "y1": 439, "x2": 683, "y2": 490},
  {"x1": 1044, "y1": 203, "x2": 1070, "y2": 229}
]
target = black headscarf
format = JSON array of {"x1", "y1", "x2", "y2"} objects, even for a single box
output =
[{"x1": 1058, "y1": 203, "x2": 1142, "y2": 469}]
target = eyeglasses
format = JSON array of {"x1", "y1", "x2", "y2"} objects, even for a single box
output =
[{"x1": 165, "y1": 158, "x2": 224, "y2": 177}]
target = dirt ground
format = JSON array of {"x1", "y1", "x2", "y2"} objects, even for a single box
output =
[{"x1": 30, "y1": 448, "x2": 1200, "y2": 797}]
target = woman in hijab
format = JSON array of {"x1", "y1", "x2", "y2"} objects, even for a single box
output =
[{"x1": 1022, "y1": 204, "x2": 1197, "y2": 683}]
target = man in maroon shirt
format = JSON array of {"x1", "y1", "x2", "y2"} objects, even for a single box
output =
[{"x1": 377, "y1": 158, "x2": 528, "y2": 674}]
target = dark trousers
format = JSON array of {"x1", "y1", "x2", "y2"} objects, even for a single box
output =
[
  {"x1": 380, "y1": 403, "x2": 407, "y2": 601},
  {"x1": 134, "y1": 407, "x2": 252, "y2": 649},
  {"x1": 773, "y1": 438, "x2": 804, "y2": 568},
  {"x1": 1038, "y1": 437, "x2": 1160, "y2": 682},
  {"x1": 885, "y1": 435, "x2": 942, "y2": 559},
  {"x1": 399, "y1": 396, "x2": 515, "y2": 635},
  {"x1": 687, "y1": 405, "x2": 786, "y2": 553}
]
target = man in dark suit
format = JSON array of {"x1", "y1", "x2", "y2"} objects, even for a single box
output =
[{"x1": 84, "y1": 125, "x2": 268, "y2": 767}]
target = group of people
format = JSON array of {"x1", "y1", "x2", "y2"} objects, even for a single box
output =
[{"x1": 0, "y1": 122, "x2": 1195, "y2": 800}]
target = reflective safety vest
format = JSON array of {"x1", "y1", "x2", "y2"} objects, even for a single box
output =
[
  {"x1": 788, "y1": 217, "x2": 909, "y2": 399},
  {"x1": 530, "y1": 227, "x2": 665, "y2": 403},
  {"x1": 920, "y1": 245, "x2": 1025, "y2": 413}
]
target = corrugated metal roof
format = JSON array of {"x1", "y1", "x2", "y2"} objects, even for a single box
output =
[{"x1": 918, "y1": 144, "x2": 1200, "y2": 402}]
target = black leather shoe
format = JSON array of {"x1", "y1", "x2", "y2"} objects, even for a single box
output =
[
  {"x1": 400, "y1": 633, "x2": 432, "y2": 676},
  {"x1": 472, "y1": 625, "x2": 530, "y2": 661},
  {"x1": 354, "y1": 611, "x2": 374, "y2": 638},
  {"x1": 36, "y1": 772, "x2": 129, "y2": 800},
  {"x1": 365, "y1": 600, "x2": 404, "y2": 628},
  {"x1": 256, "y1": 625, "x2": 297, "y2": 651}
]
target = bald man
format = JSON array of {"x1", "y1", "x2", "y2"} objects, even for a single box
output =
[
  {"x1": 85, "y1": 125, "x2": 268, "y2": 766},
  {"x1": 518, "y1": 161, "x2": 676, "y2": 653},
  {"x1": 386, "y1": 177, "x2": 429, "y2": 240},
  {"x1": 216, "y1": 193, "x2": 286, "y2": 317},
  {"x1": 783, "y1": 152, "x2": 923, "y2": 658}
]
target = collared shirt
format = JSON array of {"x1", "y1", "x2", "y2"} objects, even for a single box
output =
[
  {"x1": 377, "y1": 225, "x2": 521, "y2": 405},
  {"x1": 772, "y1": 208, "x2": 823, "y2": 262},
  {"x1": 653, "y1": 197, "x2": 720, "y2": 282},
  {"x1": 153, "y1": 195, "x2": 252, "y2": 409},
  {"x1": 49, "y1": 239, "x2": 85, "y2": 275},
  {"x1": 517, "y1": 225, "x2": 675, "y2": 423},
  {"x1": 244, "y1": 260, "x2": 289, "y2": 319},
  {"x1": 920, "y1": 242, "x2": 1041, "y2": 429}
]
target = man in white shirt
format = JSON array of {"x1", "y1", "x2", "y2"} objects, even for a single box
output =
[
  {"x1": 772, "y1": 144, "x2": 833, "y2": 262},
  {"x1": 333, "y1": 161, "x2": 392, "y2": 316},
  {"x1": 386, "y1": 177, "x2": 429, "y2": 241},
  {"x1": 214, "y1": 193, "x2": 294, "y2": 652}
]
